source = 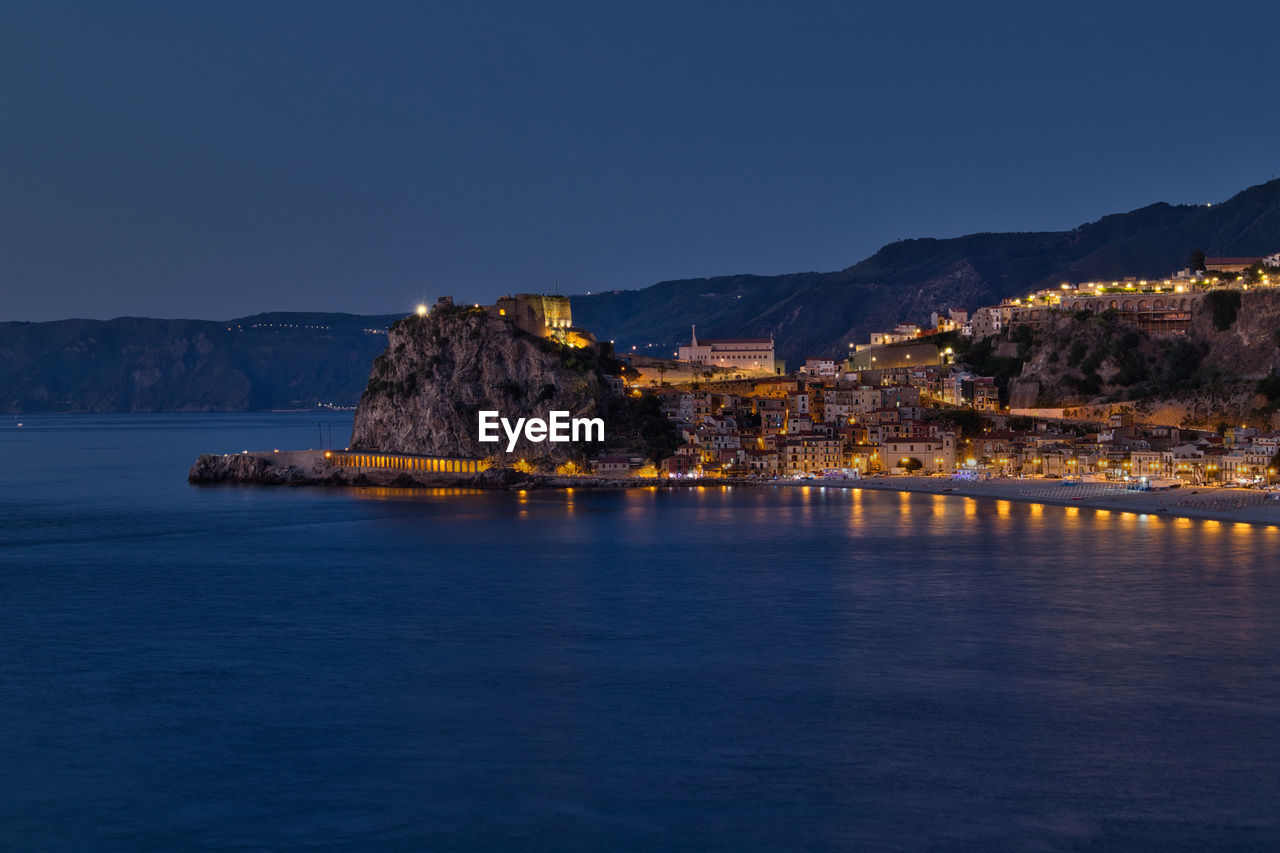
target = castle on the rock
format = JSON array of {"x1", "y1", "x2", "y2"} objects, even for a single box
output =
[{"x1": 432, "y1": 293, "x2": 597, "y2": 348}]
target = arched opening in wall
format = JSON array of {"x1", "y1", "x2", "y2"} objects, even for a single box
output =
[
  {"x1": 1154, "y1": 299, "x2": 1164, "y2": 309},
  {"x1": 1122, "y1": 300, "x2": 1134, "y2": 311},
  {"x1": 1138, "y1": 300, "x2": 1149, "y2": 310},
  {"x1": 1109, "y1": 300, "x2": 1118, "y2": 309}
]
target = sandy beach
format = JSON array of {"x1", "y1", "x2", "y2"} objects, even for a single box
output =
[{"x1": 780, "y1": 475, "x2": 1280, "y2": 527}]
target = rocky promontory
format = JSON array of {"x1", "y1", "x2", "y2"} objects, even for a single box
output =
[
  {"x1": 189, "y1": 302, "x2": 679, "y2": 488},
  {"x1": 349, "y1": 306, "x2": 662, "y2": 466}
]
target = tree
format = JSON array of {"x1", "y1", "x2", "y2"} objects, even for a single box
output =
[
  {"x1": 1189, "y1": 248, "x2": 1207, "y2": 272},
  {"x1": 1205, "y1": 290, "x2": 1242, "y2": 331},
  {"x1": 901, "y1": 457, "x2": 923, "y2": 473},
  {"x1": 655, "y1": 362, "x2": 669, "y2": 386},
  {"x1": 1258, "y1": 369, "x2": 1280, "y2": 409}
]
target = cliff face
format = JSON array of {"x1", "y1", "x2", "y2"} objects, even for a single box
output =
[
  {"x1": 1012, "y1": 290, "x2": 1280, "y2": 426},
  {"x1": 1193, "y1": 291, "x2": 1280, "y2": 379},
  {"x1": 349, "y1": 309, "x2": 607, "y2": 463}
]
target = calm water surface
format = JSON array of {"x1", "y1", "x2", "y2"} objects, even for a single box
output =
[{"x1": 2, "y1": 413, "x2": 1279, "y2": 850}]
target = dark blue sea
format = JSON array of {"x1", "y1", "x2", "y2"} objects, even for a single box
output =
[{"x1": 3, "y1": 413, "x2": 1280, "y2": 850}]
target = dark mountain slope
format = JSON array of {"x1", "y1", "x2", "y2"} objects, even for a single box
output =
[{"x1": 0, "y1": 312, "x2": 403, "y2": 413}]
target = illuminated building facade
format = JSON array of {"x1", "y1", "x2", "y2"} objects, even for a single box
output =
[{"x1": 678, "y1": 326, "x2": 777, "y2": 373}]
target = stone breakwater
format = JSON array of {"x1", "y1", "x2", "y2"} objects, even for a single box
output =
[
  {"x1": 187, "y1": 450, "x2": 755, "y2": 491},
  {"x1": 189, "y1": 450, "x2": 512, "y2": 488}
]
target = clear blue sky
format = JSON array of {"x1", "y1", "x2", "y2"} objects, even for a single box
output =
[{"x1": 3, "y1": 0, "x2": 1278, "y2": 320}]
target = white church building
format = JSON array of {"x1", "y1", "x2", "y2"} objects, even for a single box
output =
[{"x1": 677, "y1": 326, "x2": 778, "y2": 374}]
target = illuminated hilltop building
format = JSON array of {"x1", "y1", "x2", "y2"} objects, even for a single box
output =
[
  {"x1": 434, "y1": 293, "x2": 595, "y2": 348},
  {"x1": 677, "y1": 326, "x2": 780, "y2": 375},
  {"x1": 492, "y1": 294, "x2": 574, "y2": 339}
]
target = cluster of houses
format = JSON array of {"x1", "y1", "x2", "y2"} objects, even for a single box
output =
[
  {"x1": 593, "y1": 377, "x2": 961, "y2": 479},
  {"x1": 593, "y1": 389, "x2": 1279, "y2": 485},
  {"x1": 959, "y1": 413, "x2": 1279, "y2": 486},
  {"x1": 967, "y1": 254, "x2": 1280, "y2": 339},
  {"x1": 586, "y1": 252, "x2": 1280, "y2": 482}
]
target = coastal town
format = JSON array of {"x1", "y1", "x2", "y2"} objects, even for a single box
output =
[
  {"x1": 196, "y1": 253, "x2": 1280, "y2": 508},
  {"x1": 592, "y1": 252, "x2": 1280, "y2": 488}
]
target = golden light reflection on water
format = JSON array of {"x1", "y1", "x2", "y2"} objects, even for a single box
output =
[
  {"x1": 351, "y1": 487, "x2": 487, "y2": 501},
  {"x1": 849, "y1": 489, "x2": 863, "y2": 525},
  {"x1": 351, "y1": 485, "x2": 1280, "y2": 547}
]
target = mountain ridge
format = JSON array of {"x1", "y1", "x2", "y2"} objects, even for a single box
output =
[
  {"x1": 7, "y1": 177, "x2": 1280, "y2": 412},
  {"x1": 0, "y1": 312, "x2": 404, "y2": 413},
  {"x1": 571, "y1": 179, "x2": 1280, "y2": 363}
]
